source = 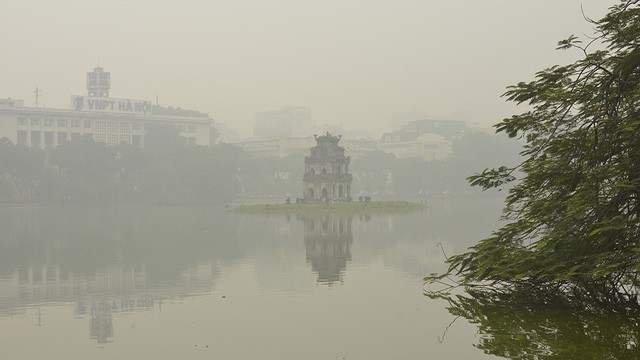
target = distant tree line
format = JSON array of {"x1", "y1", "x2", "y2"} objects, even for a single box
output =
[
  {"x1": 152, "y1": 105, "x2": 209, "y2": 118},
  {"x1": 231, "y1": 131, "x2": 522, "y2": 200},
  {"x1": 0, "y1": 131, "x2": 240, "y2": 205},
  {"x1": 351, "y1": 132, "x2": 522, "y2": 198},
  {"x1": 0, "y1": 130, "x2": 520, "y2": 205}
]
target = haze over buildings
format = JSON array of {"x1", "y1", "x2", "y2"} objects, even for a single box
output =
[
  {"x1": 0, "y1": 1, "x2": 610, "y2": 139},
  {"x1": 0, "y1": 67, "x2": 213, "y2": 148}
]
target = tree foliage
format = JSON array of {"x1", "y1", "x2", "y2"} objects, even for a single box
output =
[
  {"x1": 0, "y1": 136, "x2": 242, "y2": 205},
  {"x1": 433, "y1": 1, "x2": 640, "y2": 297},
  {"x1": 349, "y1": 133, "x2": 522, "y2": 198}
]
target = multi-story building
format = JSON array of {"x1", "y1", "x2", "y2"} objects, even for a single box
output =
[
  {"x1": 253, "y1": 106, "x2": 312, "y2": 139},
  {"x1": 378, "y1": 119, "x2": 465, "y2": 160},
  {"x1": 0, "y1": 67, "x2": 212, "y2": 149}
]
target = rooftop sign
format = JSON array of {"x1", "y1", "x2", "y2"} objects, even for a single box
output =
[{"x1": 70, "y1": 96, "x2": 153, "y2": 116}]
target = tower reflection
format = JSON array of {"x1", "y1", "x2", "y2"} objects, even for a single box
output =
[
  {"x1": 302, "y1": 215, "x2": 353, "y2": 285},
  {"x1": 89, "y1": 300, "x2": 114, "y2": 344}
]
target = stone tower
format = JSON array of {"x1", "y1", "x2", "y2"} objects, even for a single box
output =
[{"x1": 303, "y1": 132, "x2": 352, "y2": 202}]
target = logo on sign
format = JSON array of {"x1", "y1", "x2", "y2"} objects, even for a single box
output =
[{"x1": 74, "y1": 96, "x2": 84, "y2": 111}]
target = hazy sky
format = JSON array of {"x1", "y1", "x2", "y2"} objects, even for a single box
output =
[{"x1": 1, "y1": 0, "x2": 611, "y2": 138}]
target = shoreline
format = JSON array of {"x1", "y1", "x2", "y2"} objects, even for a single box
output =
[{"x1": 230, "y1": 200, "x2": 426, "y2": 213}]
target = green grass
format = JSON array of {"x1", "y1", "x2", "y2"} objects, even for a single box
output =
[{"x1": 231, "y1": 200, "x2": 425, "y2": 213}]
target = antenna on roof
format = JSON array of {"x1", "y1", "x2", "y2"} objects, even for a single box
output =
[{"x1": 34, "y1": 86, "x2": 43, "y2": 108}]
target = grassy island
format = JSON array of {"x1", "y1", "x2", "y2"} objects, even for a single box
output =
[{"x1": 231, "y1": 200, "x2": 425, "y2": 213}]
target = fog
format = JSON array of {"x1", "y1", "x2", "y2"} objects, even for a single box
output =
[
  {"x1": 1, "y1": 0, "x2": 609, "y2": 137},
  {"x1": 0, "y1": 2, "x2": 627, "y2": 359}
]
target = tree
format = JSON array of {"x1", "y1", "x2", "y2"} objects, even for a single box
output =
[
  {"x1": 139, "y1": 144, "x2": 240, "y2": 205},
  {"x1": 49, "y1": 139, "x2": 119, "y2": 202},
  {"x1": 0, "y1": 139, "x2": 49, "y2": 202},
  {"x1": 144, "y1": 123, "x2": 181, "y2": 153},
  {"x1": 432, "y1": 1, "x2": 640, "y2": 298}
]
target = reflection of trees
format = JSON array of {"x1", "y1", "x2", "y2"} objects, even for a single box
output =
[
  {"x1": 429, "y1": 286, "x2": 639, "y2": 359},
  {"x1": 303, "y1": 215, "x2": 353, "y2": 285}
]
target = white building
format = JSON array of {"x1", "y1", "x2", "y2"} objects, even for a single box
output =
[
  {"x1": 0, "y1": 67, "x2": 212, "y2": 149},
  {"x1": 378, "y1": 132, "x2": 451, "y2": 160},
  {"x1": 377, "y1": 119, "x2": 466, "y2": 160}
]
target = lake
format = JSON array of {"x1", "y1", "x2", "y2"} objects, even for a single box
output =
[{"x1": 3, "y1": 196, "x2": 629, "y2": 359}]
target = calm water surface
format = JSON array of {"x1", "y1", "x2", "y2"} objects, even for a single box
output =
[{"x1": 0, "y1": 197, "x2": 520, "y2": 359}]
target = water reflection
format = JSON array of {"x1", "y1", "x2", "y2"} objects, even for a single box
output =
[
  {"x1": 89, "y1": 300, "x2": 114, "y2": 344},
  {"x1": 0, "y1": 204, "x2": 485, "y2": 316},
  {"x1": 431, "y1": 287, "x2": 640, "y2": 358},
  {"x1": 0, "y1": 206, "x2": 238, "y2": 344},
  {"x1": 0, "y1": 199, "x2": 505, "y2": 354},
  {"x1": 302, "y1": 215, "x2": 353, "y2": 285}
]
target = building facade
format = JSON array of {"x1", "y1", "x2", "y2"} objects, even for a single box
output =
[
  {"x1": 0, "y1": 67, "x2": 212, "y2": 149},
  {"x1": 303, "y1": 132, "x2": 352, "y2": 202},
  {"x1": 253, "y1": 106, "x2": 312, "y2": 139},
  {"x1": 378, "y1": 119, "x2": 464, "y2": 160}
]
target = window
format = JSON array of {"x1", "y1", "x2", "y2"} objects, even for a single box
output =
[
  {"x1": 187, "y1": 125, "x2": 195, "y2": 133},
  {"x1": 44, "y1": 132, "x2": 54, "y2": 148},
  {"x1": 31, "y1": 131, "x2": 41, "y2": 147},
  {"x1": 84, "y1": 120, "x2": 92, "y2": 128},
  {"x1": 132, "y1": 135, "x2": 141, "y2": 148},
  {"x1": 58, "y1": 119, "x2": 66, "y2": 127},
  {"x1": 71, "y1": 120, "x2": 80, "y2": 128},
  {"x1": 17, "y1": 131, "x2": 27, "y2": 145}
]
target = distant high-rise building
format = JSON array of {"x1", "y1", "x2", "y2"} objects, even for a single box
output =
[{"x1": 253, "y1": 106, "x2": 312, "y2": 139}]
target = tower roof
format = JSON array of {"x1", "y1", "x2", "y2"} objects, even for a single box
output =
[{"x1": 314, "y1": 132, "x2": 342, "y2": 145}]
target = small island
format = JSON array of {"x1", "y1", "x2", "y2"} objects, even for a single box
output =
[
  {"x1": 231, "y1": 132, "x2": 425, "y2": 213},
  {"x1": 232, "y1": 200, "x2": 425, "y2": 213}
]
